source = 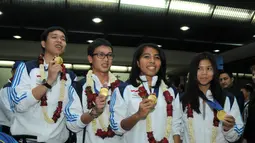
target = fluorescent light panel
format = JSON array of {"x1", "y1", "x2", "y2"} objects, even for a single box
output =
[
  {"x1": 64, "y1": 63, "x2": 72, "y2": 69},
  {"x1": 121, "y1": 0, "x2": 168, "y2": 8},
  {"x1": 169, "y1": 0, "x2": 213, "y2": 16},
  {"x1": 73, "y1": 64, "x2": 91, "y2": 70},
  {"x1": 213, "y1": 6, "x2": 254, "y2": 21},
  {"x1": 110, "y1": 66, "x2": 128, "y2": 72},
  {"x1": 0, "y1": 61, "x2": 15, "y2": 67}
]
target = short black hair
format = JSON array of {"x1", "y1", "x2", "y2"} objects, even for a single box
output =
[
  {"x1": 219, "y1": 70, "x2": 233, "y2": 78},
  {"x1": 242, "y1": 84, "x2": 254, "y2": 94},
  {"x1": 40, "y1": 26, "x2": 67, "y2": 52},
  {"x1": 87, "y1": 38, "x2": 113, "y2": 56}
]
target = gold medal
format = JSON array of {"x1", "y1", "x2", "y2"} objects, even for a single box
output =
[
  {"x1": 54, "y1": 56, "x2": 63, "y2": 64},
  {"x1": 217, "y1": 110, "x2": 226, "y2": 121},
  {"x1": 100, "y1": 88, "x2": 108, "y2": 97},
  {"x1": 148, "y1": 94, "x2": 157, "y2": 104}
]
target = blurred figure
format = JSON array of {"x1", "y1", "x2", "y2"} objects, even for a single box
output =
[
  {"x1": 0, "y1": 61, "x2": 22, "y2": 135},
  {"x1": 219, "y1": 71, "x2": 244, "y2": 113},
  {"x1": 243, "y1": 65, "x2": 255, "y2": 143},
  {"x1": 241, "y1": 84, "x2": 253, "y2": 125}
]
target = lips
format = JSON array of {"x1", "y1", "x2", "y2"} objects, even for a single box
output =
[
  {"x1": 147, "y1": 66, "x2": 156, "y2": 70},
  {"x1": 55, "y1": 44, "x2": 62, "y2": 49},
  {"x1": 102, "y1": 63, "x2": 109, "y2": 68}
]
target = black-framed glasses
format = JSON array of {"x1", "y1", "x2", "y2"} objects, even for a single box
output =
[{"x1": 92, "y1": 52, "x2": 114, "y2": 60}]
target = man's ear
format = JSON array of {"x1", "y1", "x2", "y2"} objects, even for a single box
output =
[
  {"x1": 231, "y1": 77, "x2": 234, "y2": 82},
  {"x1": 88, "y1": 55, "x2": 93, "y2": 64},
  {"x1": 41, "y1": 41, "x2": 46, "y2": 49}
]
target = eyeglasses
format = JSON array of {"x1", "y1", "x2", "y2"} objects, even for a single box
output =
[{"x1": 92, "y1": 52, "x2": 114, "y2": 60}]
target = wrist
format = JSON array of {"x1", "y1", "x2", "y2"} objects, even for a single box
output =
[
  {"x1": 89, "y1": 108, "x2": 99, "y2": 119},
  {"x1": 134, "y1": 112, "x2": 141, "y2": 120},
  {"x1": 42, "y1": 80, "x2": 52, "y2": 89},
  {"x1": 46, "y1": 79, "x2": 54, "y2": 86}
]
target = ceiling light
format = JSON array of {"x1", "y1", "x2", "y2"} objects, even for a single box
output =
[
  {"x1": 0, "y1": 60, "x2": 15, "y2": 67},
  {"x1": 214, "y1": 49, "x2": 220, "y2": 53},
  {"x1": 87, "y1": 40, "x2": 93, "y2": 43},
  {"x1": 158, "y1": 45, "x2": 162, "y2": 47},
  {"x1": 0, "y1": 11, "x2": 2, "y2": 15},
  {"x1": 253, "y1": 35, "x2": 255, "y2": 38},
  {"x1": 13, "y1": 35, "x2": 22, "y2": 39},
  {"x1": 63, "y1": 63, "x2": 72, "y2": 69},
  {"x1": 213, "y1": 6, "x2": 253, "y2": 21},
  {"x1": 73, "y1": 64, "x2": 91, "y2": 70},
  {"x1": 92, "y1": 18, "x2": 102, "y2": 23},
  {"x1": 169, "y1": 0, "x2": 213, "y2": 16},
  {"x1": 180, "y1": 26, "x2": 189, "y2": 31},
  {"x1": 121, "y1": 0, "x2": 168, "y2": 8},
  {"x1": 110, "y1": 66, "x2": 128, "y2": 72}
]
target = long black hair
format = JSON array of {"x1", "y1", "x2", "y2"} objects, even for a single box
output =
[
  {"x1": 182, "y1": 52, "x2": 226, "y2": 113},
  {"x1": 129, "y1": 43, "x2": 167, "y2": 87}
]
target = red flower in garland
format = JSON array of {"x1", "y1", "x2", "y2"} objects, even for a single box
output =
[
  {"x1": 187, "y1": 104, "x2": 193, "y2": 118},
  {"x1": 111, "y1": 80, "x2": 121, "y2": 91},
  {"x1": 95, "y1": 125, "x2": 116, "y2": 139},
  {"x1": 213, "y1": 110, "x2": 219, "y2": 127},
  {"x1": 138, "y1": 86, "x2": 148, "y2": 99},
  {"x1": 85, "y1": 86, "x2": 97, "y2": 109}
]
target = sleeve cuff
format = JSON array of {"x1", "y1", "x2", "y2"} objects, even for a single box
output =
[{"x1": 77, "y1": 115, "x2": 87, "y2": 129}]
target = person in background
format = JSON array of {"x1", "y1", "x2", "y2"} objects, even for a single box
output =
[
  {"x1": 0, "y1": 61, "x2": 22, "y2": 135},
  {"x1": 241, "y1": 83, "x2": 253, "y2": 125},
  {"x1": 219, "y1": 71, "x2": 244, "y2": 114},
  {"x1": 243, "y1": 65, "x2": 255, "y2": 143}
]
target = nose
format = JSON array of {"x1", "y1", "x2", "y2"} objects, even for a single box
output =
[{"x1": 150, "y1": 57, "x2": 155, "y2": 63}]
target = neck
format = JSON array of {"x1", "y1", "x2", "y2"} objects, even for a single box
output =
[
  {"x1": 146, "y1": 76, "x2": 152, "y2": 87},
  {"x1": 43, "y1": 52, "x2": 54, "y2": 64},
  {"x1": 199, "y1": 84, "x2": 210, "y2": 95},
  {"x1": 245, "y1": 97, "x2": 249, "y2": 102},
  {"x1": 93, "y1": 70, "x2": 109, "y2": 85}
]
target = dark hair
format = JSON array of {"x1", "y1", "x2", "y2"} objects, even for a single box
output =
[
  {"x1": 129, "y1": 43, "x2": 166, "y2": 87},
  {"x1": 87, "y1": 38, "x2": 113, "y2": 56},
  {"x1": 40, "y1": 26, "x2": 67, "y2": 52},
  {"x1": 242, "y1": 84, "x2": 254, "y2": 94},
  {"x1": 219, "y1": 70, "x2": 233, "y2": 78},
  {"x1": 182, "y1": 52, "x2": 226, "y2": 113}
]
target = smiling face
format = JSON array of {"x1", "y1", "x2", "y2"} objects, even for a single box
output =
[
  {"x1": 137, "y1": 46, "x2": 161, "y2": 79},
  {"x1": 41, "y1": 30, "x2": 66, "y2": 57},
  {"x1": 88, "y1": 45, "x2": 113, "y2": 73},
  {"x1": 197, "y1": 59, "x2": 214, "y2": 86}
]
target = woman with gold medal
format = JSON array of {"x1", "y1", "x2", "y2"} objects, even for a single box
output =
[
  {"x1": 179, "y1": 52, "x2": 244, "y2": 143},
  {"x1": 109, "y1": 43, "x2": 182, "y2": 143}
]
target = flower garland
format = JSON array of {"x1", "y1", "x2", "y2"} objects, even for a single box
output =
[
  {"x1": 85, "y1": 70, "x2": 120, "y2": 139},
  {"x1": 186, "y1": 104, "x2": 219, "y2": 143},
  {"x1": 39, "y1": 54, "x2": 67, "y2": 123},
  {"x1": 138, "y1": 81, "x2": 173, "y2": 143}
]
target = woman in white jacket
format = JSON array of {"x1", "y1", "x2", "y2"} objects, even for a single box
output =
[
  {"x1": 179, "y1": 52, "x2": 244, "y2": 143},
  {"x1": 109, "y1": 43, "x2": 182, "y2": 143}
]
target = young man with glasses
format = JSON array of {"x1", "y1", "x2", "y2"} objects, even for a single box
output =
[{"x1": 76, "y1": 38, "x2": 122, "y2": 143}]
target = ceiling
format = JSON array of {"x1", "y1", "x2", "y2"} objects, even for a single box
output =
[{"x1": 0, "y1": 0, "x2": 255, "y2": 74}]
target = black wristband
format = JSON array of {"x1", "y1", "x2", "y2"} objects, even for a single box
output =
[{"x1": 42, "y1": 82, "x2": 52, "y2": 89}]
